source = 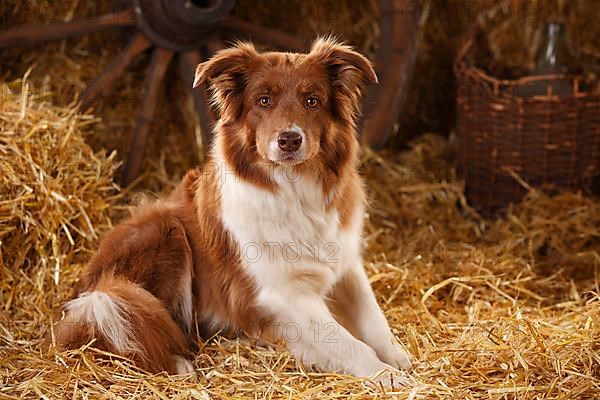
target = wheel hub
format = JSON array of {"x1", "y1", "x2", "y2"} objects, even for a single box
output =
[{"x1": 134, "y1": 0, "x2": 235, "y2": 51}]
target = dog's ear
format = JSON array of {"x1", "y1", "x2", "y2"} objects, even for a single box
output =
[
  {"x1": 193, "y1": 42, "x2": 258, "y2": 120},
  {"x1": 309, "y1": 37, "x2": 377, "y2": 122}
]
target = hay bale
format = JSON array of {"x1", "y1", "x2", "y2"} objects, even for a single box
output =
[{"x1": 0, "y1": 77, "x2": 121, "y2": 350}]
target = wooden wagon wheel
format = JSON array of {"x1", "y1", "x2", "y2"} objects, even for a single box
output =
[{"x1": 0, "y1": 0, "x2": 419, "y2": 185}]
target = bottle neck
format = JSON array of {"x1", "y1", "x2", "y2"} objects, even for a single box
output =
[{"x1": 536, "y1": 23, "x2": 567, "y2": 74}]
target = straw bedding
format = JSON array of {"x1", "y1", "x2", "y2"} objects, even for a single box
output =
[
  {"x1": 1, "y1": 1, "x2": 600, "y2": 399},
  {"x1": 1, "y1": 84, "x2": 599, "y2": 398}
]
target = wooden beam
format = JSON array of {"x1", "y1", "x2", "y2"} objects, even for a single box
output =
[
  {"x1": 121, "y1": 48, "x2": 173, "y2": 186},
  {"x1": 0, "y1": 9, "x2": 136, "y2": 48}
]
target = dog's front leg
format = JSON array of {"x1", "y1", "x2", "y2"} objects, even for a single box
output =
[
  {"x1": 262, "y1": 292, "x2": 394, "y2": 379},
  {"x1": 329, "y1": 265, "x2": 412, "y2": 370}
]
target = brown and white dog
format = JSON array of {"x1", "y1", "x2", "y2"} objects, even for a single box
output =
[{"x1": 52, "y1": 38, "x2": 412, "y2": 386}]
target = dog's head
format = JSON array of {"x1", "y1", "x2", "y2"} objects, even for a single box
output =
[{"x1": 194, "y1": 37, "x2": 376, "y2": 173}]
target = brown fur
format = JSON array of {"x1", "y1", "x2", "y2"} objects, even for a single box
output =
[{"x1": 75, "y1": 203, "x2": 193, "y2": 327}]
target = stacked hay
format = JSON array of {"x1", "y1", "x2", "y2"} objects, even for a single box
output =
[{"x1": 0, "y1": 78, "x2": 123, "y2": 389}]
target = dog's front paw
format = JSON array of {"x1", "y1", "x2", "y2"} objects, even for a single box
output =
[
  {"x1": 172, "y1": 355, "x2": 195, "y2": 375},
  {"x1": 378, "y1": 344, "x2": 412, "y2": 370}
]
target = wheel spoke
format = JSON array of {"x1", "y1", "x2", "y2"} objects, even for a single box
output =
[
  {"x1": 220, "y1": 16, "x2": 305, "y2": 51},
  {"x1": 79, "y1": 33, "x2": 152, "y2": 111},
  {"x1": 121, "y1": 48, "x2": 174, "y2": 186},
  {"x1": 0, "y1": 9, "x2": 136, "y2": 49},
  {"x1": 180, "y1": 49, "x2": 216, "y2": 159}
]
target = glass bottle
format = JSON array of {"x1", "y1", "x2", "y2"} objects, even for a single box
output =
[
  {"x1": 534, "y1": 22, "x2": 569, "y2": 75},
  {"x1": 518, "y1": 22, "x2": 572, "y2": 98}
]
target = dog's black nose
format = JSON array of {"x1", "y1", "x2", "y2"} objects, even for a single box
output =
[{"x1": 277, "y1": 131, "x2": 302, "y2": 152}]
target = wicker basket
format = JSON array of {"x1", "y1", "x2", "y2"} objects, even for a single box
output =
[{"x1": 454, "y1": 33, "x2": 600, "y2": 215}]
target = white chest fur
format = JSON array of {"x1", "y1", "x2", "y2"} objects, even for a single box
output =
[{"x1": 219, "y1": 164, "x2": 363, "y2": 297}]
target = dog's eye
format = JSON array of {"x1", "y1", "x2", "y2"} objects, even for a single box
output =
[
  {"x1": 258, "y1": 96, "x2": 272, "y2": 108},
  {"x1": 305, "y1": 96, "x2": 319, "y2": 109}
]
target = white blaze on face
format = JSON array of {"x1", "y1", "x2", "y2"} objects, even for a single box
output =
[
  {"x1": 269, "y1": 123, "x2": 306, "y2": 163},
  {"x1": 289, "y1": 123, "x2": 305, "y2": 139}
]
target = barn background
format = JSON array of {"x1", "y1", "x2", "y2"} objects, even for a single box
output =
[{"x1": 1, "y1": 1, "x2": 599, "y2": 398}]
